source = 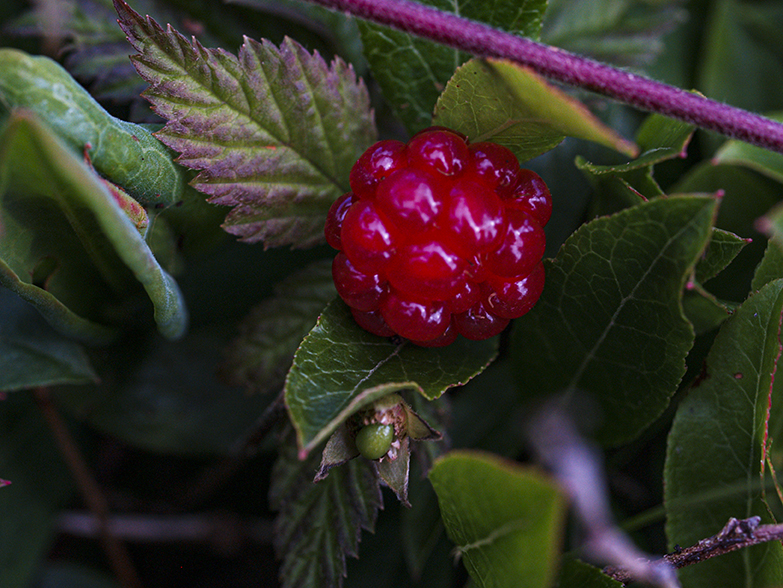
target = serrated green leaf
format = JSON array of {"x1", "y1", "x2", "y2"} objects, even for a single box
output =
[
  {"x1": 114, "y1": 0, "x2": 376, "y2": 247},
  {"x1": 434, "y1": 58, "x2": 637, "y2": 163},
  {"x1": 270, "y1": 434, "x2": 382, "y2": 588},
  {"x1": 0, "y1": 289, "x2": 98, "y2": 392},
  {"x1": 429, "y1": 450, "x2": 567, "y2": 588},
  {"x1": 664, "y1": 279, "x2": 783, "y2": 588},
  {"x1": 222, "y1": 259, "x2": 336, "y2": 394},
  {"x1": 285, "y1": 299, "x2": 497, "y2": 456},
  {"x1": 358, "y1": 0, "x2": 547, "y2": 134},
  {"x1": 695, "y1": 227, "x2": 749, "y2": 285},
  {"x1": 673, "y1": 163, "x2": 783, "y2": 303},
  {"x1": 0, "y1": 111, "x2": 187, "y2": 340},
  {"x1": 541, "y1": 0, "x2": 687, "y2": 69},
  {"x1": 511, "y1": 195, "x2": 717, "y2": 446},
  {"x1": 0, "y1": 48, "x2": 188, "y2": 206},
  {"x1": 0, "y1": 394, "x2": 74, "y2": 588}
]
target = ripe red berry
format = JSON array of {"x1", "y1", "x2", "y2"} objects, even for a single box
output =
[
  {"x1": 326, "y1": 127, "x2": 551, "y2": 346},
  {"x1": 332, "y1": 252, "x2": 388, "y2": 312},
  {"x1": 350, "y1": 139, "x2": 407, "y2": 198}
]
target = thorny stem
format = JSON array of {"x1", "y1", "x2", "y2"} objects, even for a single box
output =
[
  {"x1": 34, "y1": 388, "x2": 143, "y2": 588},
  {"x1": 604, "y1": 516, "x2": 781, "y2": 585},
  {"x1": 302, "y1": 0, "x2": 783, "y2": 155}
]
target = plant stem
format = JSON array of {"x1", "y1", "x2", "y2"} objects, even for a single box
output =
[
  {"x1": 604, "y1": 516, "x2": 779, "y2": 585},
  {"x1": 304, "y1": 0, "x2": 783, "y2": 154}
]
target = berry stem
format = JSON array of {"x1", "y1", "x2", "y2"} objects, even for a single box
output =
[{"x1": 303, "y1": 0, "x2": 783, "y2": 154}]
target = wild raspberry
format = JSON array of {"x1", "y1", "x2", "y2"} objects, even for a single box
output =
[{"x1": 325, "y1": 127, "x2": 552, "y2": 346}]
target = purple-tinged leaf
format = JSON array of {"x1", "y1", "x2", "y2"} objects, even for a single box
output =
[{"x1": 113, "y1": 0, "x2": 376, "y2": 247}]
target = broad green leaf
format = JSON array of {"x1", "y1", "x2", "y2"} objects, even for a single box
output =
[
  {"x1": 114, "y1": 0, "x2": 376, "y2": 247},
  {"x1": 511, "y1": 196, "x2": 717, "y2": 446},
  {"x1": 358, "y1": 0, "x2": 547, "y2": 134},
  {"x1": 664, "y1": 279, "x2": 783, "y2": 588},
  {"x1": 714, "y1": 114, "x2": 783, "y2": 185},
  {"x1": 541, "y1": 0, "x2": 687, "y2": 69},
  {"x1": 429, "y1": 450, "x2": 567, "y2": 588},
  {"x1": 222, "y1": 259, "x2": 336, "y2": 394},
  {"x1": 0, "y1": 394, "x2": 74, "y2": 588},
  {"x1": 270, "y1": 435, "x2": 382, "y2": 588},
  {"x1": 285, "y1": 299, "x2": 498, "y2": 456},
  {"x1": 577, "y1": 113, "x2": 694, "y2": 215},
  {"x1": 0, "y1": 48, "x2": 188, "y2": 206},
  {"x1": 0, "y1": 290, "x2": 98, "y2": 392},
  {"x1": 434, "y1": 58, "x2": 637, "y2": 163},
  {"x1": 0, "y1": 111, "x2": 187, "y2": 340}
]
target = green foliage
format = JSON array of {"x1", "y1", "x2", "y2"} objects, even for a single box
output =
[
  {"x1": 221, "y1": 259, "x2": 337, "y2": 395},
  {"x1": 2, "y1": 0, "x2": 783, "y2": 587},
  {"x1": 665, "y1": 279, "x2": 783, "y2": 587},
  {"x1": 114, "y1": 0, "x2": 376, "y2": 246},
  {"x1": 511, "y1": 195, "x2": 717, "y2": 446},
  {"x1": 434, "y1": 58, "x2": 638, "y2": 162},
  {"x1": 285, "y1": 299, "x2": 497, "y2": 455},
  {"x1": 358, "y1": 0, "x2": 547, "y2": 133},
  {"x1": 0, "y1": 111, "x2": 187, "y2": 341},
  {"x1": 270, "y1": 434, "x2": 382, "y2": 588},
  {"x1": 0, "y1": 49, "x2": 188, "y2": 206},
  {"x1": 429, "y1": 450, "x2": 567, "y2": 588},
  {"x1": 541, "y1": 0, "x2": 687, "y2": 68},
  {"x1": 0, "y1": 290, "x2": 98, "y2": 392}
]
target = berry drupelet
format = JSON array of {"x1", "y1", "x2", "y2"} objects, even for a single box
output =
[{"x1": 326, "y1": 127, "x2": 551, "y2": 347}]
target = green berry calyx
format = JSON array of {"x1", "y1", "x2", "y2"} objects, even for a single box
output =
[{"x1": 355, "y1": 423, "x2": 395, "y2": 460}]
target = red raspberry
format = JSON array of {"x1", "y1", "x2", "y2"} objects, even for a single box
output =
[{"x1": 325, "y1": 127, "x2": 552, "y2": 346}]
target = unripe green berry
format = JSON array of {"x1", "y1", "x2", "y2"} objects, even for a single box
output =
[{"x1": 355, "y1": 423, "x2": 394, "y2": 460}]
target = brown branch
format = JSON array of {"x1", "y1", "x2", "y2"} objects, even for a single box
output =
[
  {"x1": 603, "y1": 516, "x2": 779, "y2": 585},
  {"x1": 34, "y1": 388, "x2": 143, "y2": 588},
  {"x1": 526, "y1": 403, "x2": 679, "y2": 588},
  {"x1": 56, "y1": 510, "x2": 274, "y2": 552}
]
